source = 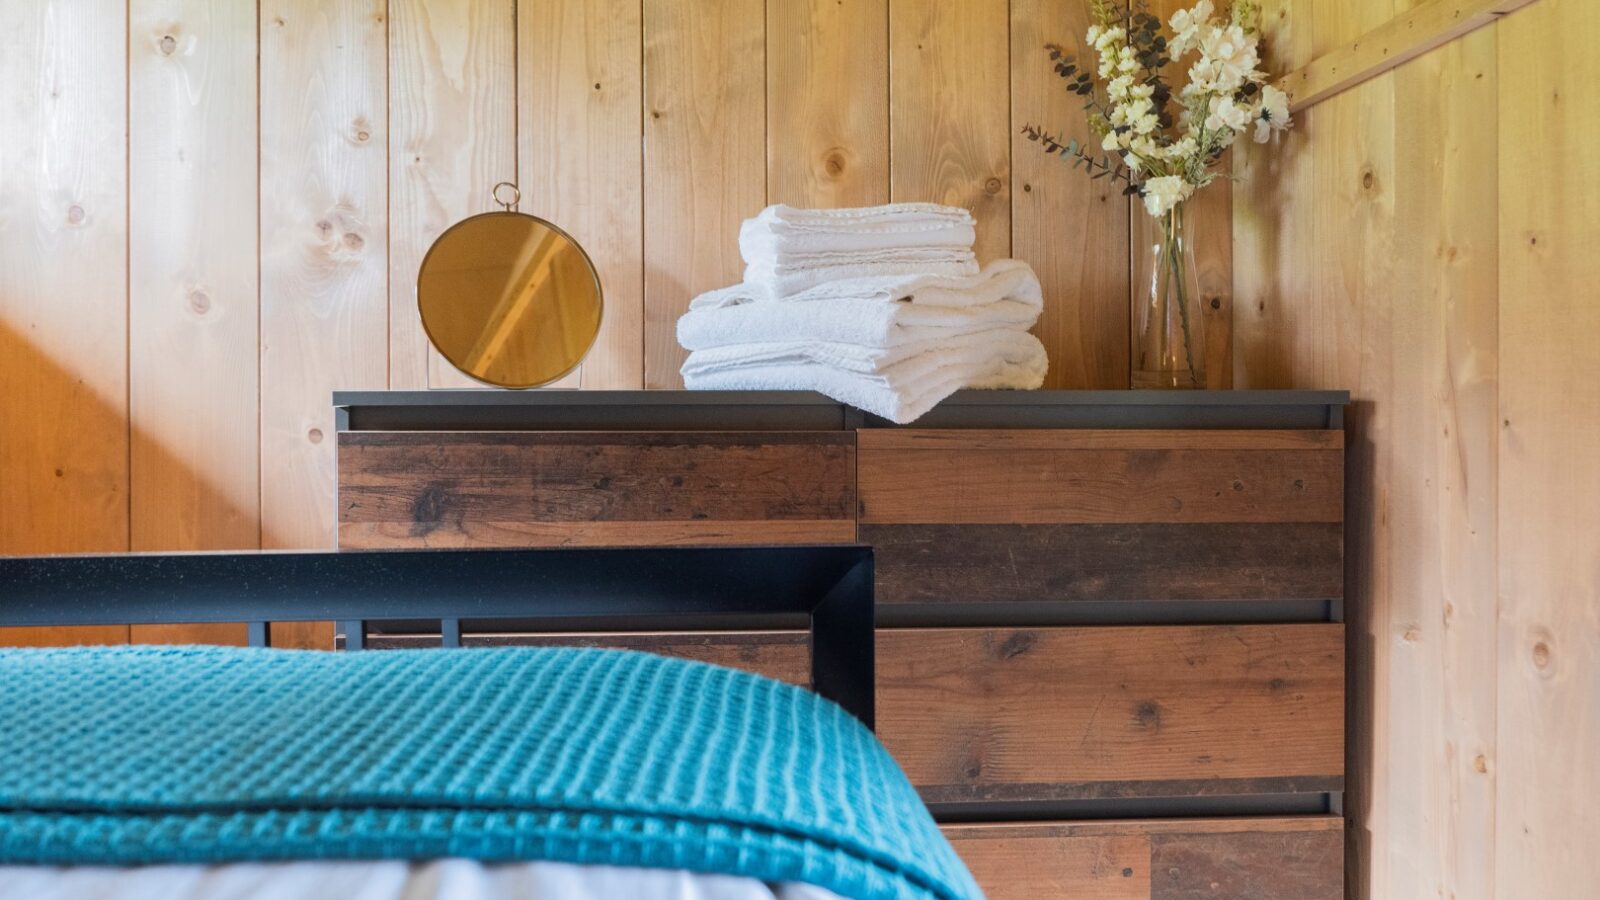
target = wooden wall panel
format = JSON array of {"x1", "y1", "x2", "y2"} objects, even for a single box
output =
[
  {"x1": 1495, "y1": 1, "x2": 1600, "y2": 896},
  {"x1": 642, "y1": 0, "x2": 765, "y2": 389},
  {"x1": 388, "y1": 0, "x2": 515, "y2": 391},
  {"x1": 1011, "y1": 0, "x2": 1130, "y2": 389},
  {"x1": 889, "y1": 0, "x2": 1011, "y2": 262},
  {"x1": 127, "y1": 0, "x2": 261, "y2": 646},
  {"x1": 259, "y1": 0, "x2": 390, "y2": 648},
  {"x1": 521, "y1": 0, "x2": 644, "y2": 390},
  {"x1": 879, "y1": 625, "x2": 1345, "y2": 803},
  {"x1": 0, "y1": 0, "x2": 129, "y2": 646},
  {"x1": 767, "y1": 0, "x2": 889, "y2": 208}
]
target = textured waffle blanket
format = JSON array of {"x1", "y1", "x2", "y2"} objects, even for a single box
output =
[{"x1": 0, "y1": 646, "x2": 980, "y2": 900}]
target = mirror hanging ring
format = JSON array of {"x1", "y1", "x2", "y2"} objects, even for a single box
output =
[{"x1": 417, "y1": 182, "x2": 604, "y2": 389}]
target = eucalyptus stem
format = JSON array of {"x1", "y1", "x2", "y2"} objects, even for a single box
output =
[{"x1": 1165, "y1": 206, "x2": 1201, "y2": 386}]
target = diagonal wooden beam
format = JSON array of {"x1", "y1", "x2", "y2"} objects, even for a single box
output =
[{"x1": 1278, "y1": 0, "x2": 1539, "y2": 112}]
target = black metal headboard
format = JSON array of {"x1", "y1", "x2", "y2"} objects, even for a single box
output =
[{"x1": 0, "y1": 546, "x2": 876, "y2": 726}]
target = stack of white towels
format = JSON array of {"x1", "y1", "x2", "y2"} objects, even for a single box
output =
[{"x1": 676, "y1": 203, "x2": 1048, "y2": 424}]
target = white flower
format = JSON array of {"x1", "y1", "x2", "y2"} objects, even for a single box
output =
[
  {"x1": 1092, "y1": 26, "x2": 1125, "y2": 52},
  {"x1": 1086, "y1": 25, "x2": 1103, "y2": 47},
  {"x1": 1141, "y1": 175, "x2": 1195, "y2": 217},
  {"x1": 1198, "y1": 24, "x2": 1259, "y2": 89},
  {"x1": 1132, "y1": 112, "x2": 1160, "y2": 135},
  {"x1": 1101, "y1": 131, "x2": 1122, "y2": 152},
  {"x1": 1253, "y1": 84, "x2": 1292, "y2": 142},
  {"x1": 1168, "y1": 0, "x2": 1215, "y2": 55},
  {"x1": 1107, "y1": 74, "x2": 1135, "y2": 100},
  {"x1": 1206, "y1": 95, "x2": 1251, "y2": 133}
]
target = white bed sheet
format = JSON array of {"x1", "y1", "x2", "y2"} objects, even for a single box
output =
[{"x1": 0, "y1": 860, "x2": 849, "y2": 900}]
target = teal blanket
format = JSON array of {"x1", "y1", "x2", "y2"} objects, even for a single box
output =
[{"x1": 0, "y1": 646, "x2": 980, "y2": 900}]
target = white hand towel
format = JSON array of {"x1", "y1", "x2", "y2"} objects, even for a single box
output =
[
  {"x1": 683, "y1": 335, "x2": 1048, "y2": 424},
  {"x1": 691, "y1": 259, "x2": 1041, "y2": 312},
  {"x1": 748, "y1": 202, "x2": 975, "y2": 234},
  {"x1": 677, "y1": 296, "x2": 1042, "y2": 350},
  {"x1": 681, "y1": 327, "x2": 1045, "y2": 378},
  {"x1": 740, "y1": 217, "x2": 975, "y2": 258},
  {"x1": 744, "y1": 249, "x2": 979, "y2": 299}
]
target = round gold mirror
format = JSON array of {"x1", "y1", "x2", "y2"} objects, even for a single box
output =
[{"x1": 418, "y1": 184, "x2": 603, "y2": 388}]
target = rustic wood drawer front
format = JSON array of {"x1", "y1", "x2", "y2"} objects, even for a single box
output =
[
  {"x1": 338, "y1": 431, "x2": 856, "y2": 548},
  {"x1": 943, "y1": 817, "x2": 1343, "y2": 899},
  {"x1": 877, "y1": 625, "x2": 1344, "y2": 803},
  {"x1": 367, "y1": 630, "x2": 810, "y2": 686},
  {"x1": 858, "y1": 429, "x2": 1343, "y2": 607}
]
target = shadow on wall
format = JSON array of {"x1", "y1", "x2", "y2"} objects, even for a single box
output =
[{"x1": 0, "y1": 318, "x2": 327, "y2": 649}]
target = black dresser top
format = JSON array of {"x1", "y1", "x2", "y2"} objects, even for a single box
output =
[{"x1": 333, "y1": 389, "x2": 1348, "y2": 432}]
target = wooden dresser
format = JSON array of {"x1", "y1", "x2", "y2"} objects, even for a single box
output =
[{"x1": 335, "y1": 389, "x2": 1348, "y2": 899}]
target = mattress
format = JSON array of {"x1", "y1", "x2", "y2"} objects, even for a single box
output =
[
  {"x1": 0, "y1": 645, "x2": 980, "y2": 900},
  {"x1": 0, "y1": 859, "x2": 845, "y2": 900}
]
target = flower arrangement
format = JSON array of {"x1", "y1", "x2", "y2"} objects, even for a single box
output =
[{"x1": 1020, "y1": 0, "x2": 1290, "y2": 218}]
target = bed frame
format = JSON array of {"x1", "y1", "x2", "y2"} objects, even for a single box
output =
[{"x1": 0, "y1": 545, "x2": 876, "y2": 726}]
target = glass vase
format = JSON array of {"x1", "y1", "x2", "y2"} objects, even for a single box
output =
[{"x1": 1132, "y1": 202, "x2": 1205, "y2": 389}]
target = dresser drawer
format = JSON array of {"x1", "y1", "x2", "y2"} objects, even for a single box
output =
[
  {"x1": 877, "y1": 625, "x2": 1344, "y2": 803},
  {"x1": 943, "y1": 817, "x2": 1343, "y2": 899},
  {"x1": 337, "y1": 430, "x2": 856, "y2": 548},
  {"x1": 366, "y1": 629, "x2": 811, "y2": 686},
  {"x1": 859, "y1": 429, "x2": 1343, "y2": 608}
]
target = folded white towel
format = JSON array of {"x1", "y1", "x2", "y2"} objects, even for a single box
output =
[
  {"x1": 683, "y1": 335, "x2": 1048, "y2": 424},
  {"x1": 747, "y1": 202, "x2": 975, "y2": 235},
  {"x1": 744, "y1": 249, "x2": 979, "y2": 299},
  {"x1": 740, "y1": 216, "x2": 975, "y2": 259},
  {"x1": 692, "y1": 259, "x2": 1041, "y2": 312},
  {"x1": 681, "y1": 327, "x2": 1045, "y2": 378},
  {"x1": 677, "y1": 296, "x2": 1041, "y2": 350}
]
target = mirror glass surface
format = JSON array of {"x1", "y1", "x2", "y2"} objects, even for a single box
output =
[{"x1": 418, "y1": 212, "x2": 602, "y2": 388}]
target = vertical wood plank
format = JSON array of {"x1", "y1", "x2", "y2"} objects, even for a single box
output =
[
  {"x1": 1232, "y1": 0, "x2": 1316, "y2": 390},
  {"x1": 1010, "y1": 0, "x2": 1130, "y2": 389},
  {"x1": 889, "y1": 0, "x2": 1010, "y2": 263},
  {"x1": 1383, "y1": 23, "x2": 1498, "y2": 900},
  {"x1": 1496, "y1": 1, "x2": 1600, "y2": 896},
  {"x1": 260, "y1": 0, "x2": 390, "y2": 648},
  {"x1": 521, "y1": 0, "x2": 644, "y2": 390},
  {"x1": 388, "y1": 0, "x2": 516, "y2": 391},
  {"x1": 0, "y1": 0, "x2": 130, "y2": 647},
  {"x1": 767, "y1": 0, "x2": 889, "y2": 208},
  {"x1": 642, "y1": 0, "x2": 765, "y2": 389},
  {"x1": 127, "y1": 0, "x2": 260, "y2": 646}
]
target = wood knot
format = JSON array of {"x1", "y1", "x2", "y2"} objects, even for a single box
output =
[
  {"x1": 983, "y1": 177, "x2": 1004, "y2": 195},
  {"x1": 159, "y1": 34, "x2": 177, "y2": 55},
  {"x1": 1231, "y1": 480, "x2": 1245, "y2": 492},
  {"x1": 66, "y1": 204, "x2": 86, "y2": 225},
  {"x1": 410, "y1": 482, "x2": 451, "y2": 536},
  {"x1": 306, "y1": 427, "x2": 323, "y2": 444},
  {"x1": 187, "y1": 289, "x2": 211, "y2": 315},
  {"x1": 1473, "y1": 754, "x2": 1488, "y2": 774},
  {"x1": 1209, "y1": 296, "x2": 1222, "y2": 310},
  {"x1": 822, "y1": 150, "x2": 846, "y2": 177},
  {"x1": 1122, "y1": 868, "x2": 1134, "y2": 878},
  {"x1": 1531, "y1": 640, "x2": 1552, "y2": 670},
  {"x1": 994, "y1": 631, "x2": 1037, "y2": 660},
  {"x1": 1361, "y1": 169, "x2": 1376, "y2": 191},
  {"x1": 1268, "y1": 677, "x2": 1288, "y2": 692},
  {"x1": 1132, "y1": 701, "x2": 1162, "y2": 729},
  {"x1": 343, "y1": 232, "x2": 365, "y2": 250}
]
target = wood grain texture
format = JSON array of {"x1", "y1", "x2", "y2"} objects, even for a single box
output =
[
  {"x1": 878, "y1": 625, "x2": 1345, "y2": 802},
  {"x1": 767, "y1": 0, "x2": 889, "y2": 208},
  {"x1": 259, "y1": 0, "x2": 391, "y2": 649},
  {"x1": 864, "y1": 522, "x2": 1342, "y2": 605},
  {"x1": 944, "y1": 818, "x2": 1343, "y2": 900},
  {"x1": 642, "y1": 0, "x2": 765, "y2": 389},
  {"x1": 369, "y1": 630, "x2": 811, "y2": 686},
  {"x1": 0, "y1": 0, "x2": 130, "y2": 647},
  {"x1": 889, "y1": 0, "x2": 1010, "y2": 262},
  {"x1": 858, "y1": 430, "x2": 1344, "y2": 525},
  {"x1": 337, "y1": 431, "x2": 856, "y2": 548},
  {"x1": 126, "y1": 0, "x2": 258, "y2": 646},
  {"x1": 1496, "y1": 1, "x2": 1600, "y2": 897},
  {"x1": 521, "y1": 0, "x2": 643, "y2": 390},
  {"x1": 1279, "y1": 0, "x2": 1537, "y2": 112},
  {"x1": 1011, "y1": 0, "x2": 1130, "y2": 390},
  {"x1": 387, "y1": 0, "x2": 515, "y2": 390}
]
